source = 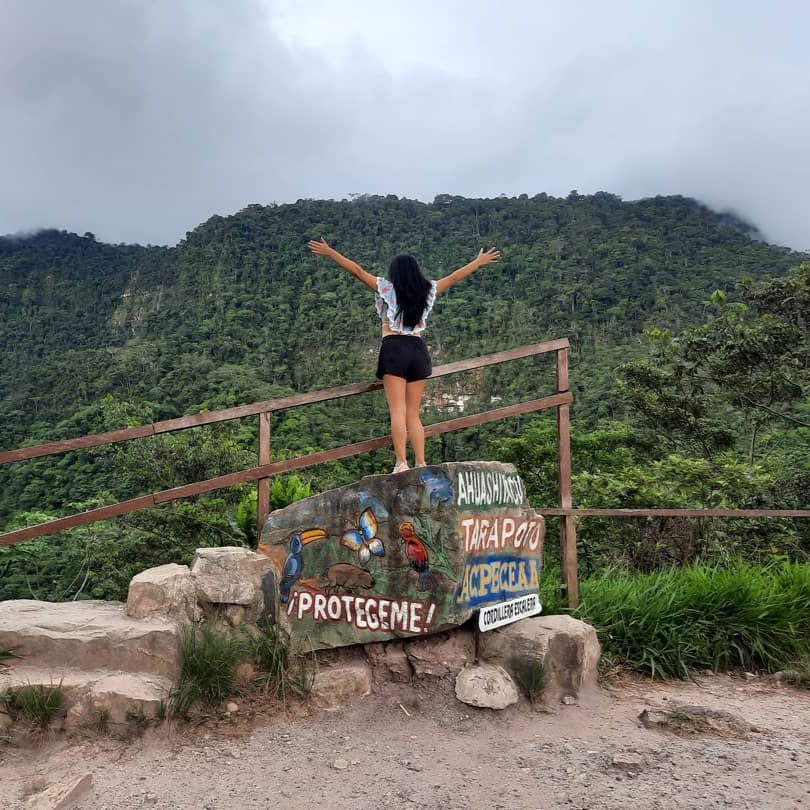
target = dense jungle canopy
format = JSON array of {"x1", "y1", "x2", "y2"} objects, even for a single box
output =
[{"x1": 1, "y1": 192, "x2": 808, "y2": 601}]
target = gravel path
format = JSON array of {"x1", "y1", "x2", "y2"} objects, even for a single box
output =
[{"x1": 3, "y1": 674, "x2": 810, "y2": 809}]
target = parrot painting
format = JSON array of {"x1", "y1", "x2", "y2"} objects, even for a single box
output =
[
  {"x1": 279, "y1": 528, "x2": 328, "y2": 603},
  {"x1": 398, "y1": 521, "x2": 436, "y2": 591}
]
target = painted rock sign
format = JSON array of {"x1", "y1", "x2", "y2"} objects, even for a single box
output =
[{"x1": 258, "y1": 461, "x2": 544, "y2": 649}]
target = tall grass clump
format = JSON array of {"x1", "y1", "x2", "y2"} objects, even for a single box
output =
[
  {"x1": 576, "y1": 560, "x2": 810, "y2": 679},
  {"x1": 170, "y1": 621, "x2": 308, "y2": 717},
  {"x1": 244, "y1": 623, "x2": 311, "y2": 701},
  {"x1": 11, "y1": 682, "x2": 65, "y2": 731},
  {"x1": 170, "y1": 623, "x2": 249, "y2": 717},
  {"x1": 539, "y1": 565, "x2": 567, "y2": 616}
]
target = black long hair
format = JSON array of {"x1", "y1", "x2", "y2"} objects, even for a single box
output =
[{"x1": 389, "y1": 254, "x2": 431, "y2": 329}]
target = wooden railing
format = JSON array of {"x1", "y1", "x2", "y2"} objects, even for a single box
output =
[{"x1": 0, "y1": 339, "x2": 581, "y2": 603}]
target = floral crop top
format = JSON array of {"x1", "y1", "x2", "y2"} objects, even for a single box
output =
[{"x1": 374, "y1": 277, "x2": 438, "y2": 335}]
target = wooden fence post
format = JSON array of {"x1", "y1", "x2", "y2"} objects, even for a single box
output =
[
  {"x1": 556, "y1": 347, "x2": 579, "y2": 608},
  {"x1": 257, "y1": 411, "x2": 271, "y2": 540}
]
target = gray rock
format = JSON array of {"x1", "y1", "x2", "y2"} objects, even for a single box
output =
[
  {"x1": 612, "y1": 752, "x2": 645, "y2": 771},
  {"x1": 638, "y1": 705, "x2": 753, "y2": 738},
  {"x1": 191, "y1": 547, "x2": 273, "y2": 620},
  {"x1": 404, "y1": 630, "x2": 475, "y2": 678},
  {"x1": 455, "y1": 662, "x2": 519, "y2": 709},
  {"x1": 126, "y1": 563, "x2": 199, "y2": 621},
  {"x1": 478, "y1": 614, "x2": 600, "y2": 699},
  {"x1": 0, "y1": 600, "x2": 181, "y2": 681},
  {"x1": 25, "y1": 773, "x2": 92, "y2": 810},
  {"x1": 310, "y1": 663, "x2": 372, "y2": 709}
]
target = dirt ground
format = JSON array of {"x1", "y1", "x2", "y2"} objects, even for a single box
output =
[{"x1": 2, "y1": 673, "x2": 810, "y2": 810}]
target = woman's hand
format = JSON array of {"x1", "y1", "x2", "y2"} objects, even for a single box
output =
[
  {"x1": 307, "y1": 237, "x2": 377, "y2": 290},
  {"x1": 436, "y1": 246, "x2": 502, "y2": 294},
  {"x1": 308, "y1": 237, "x2": 334, "y2": 257},
  {"x1": 475, "y1": 247, "x2": 501, "y2": 267}
]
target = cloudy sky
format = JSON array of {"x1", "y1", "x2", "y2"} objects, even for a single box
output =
[{"x1": 1, "y1": 0, "x2": 808, "y2": 249}]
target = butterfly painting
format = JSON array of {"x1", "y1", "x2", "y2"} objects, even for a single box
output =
[{"x1": 341, "y1": 507, "x2": 385, "y2": 564}]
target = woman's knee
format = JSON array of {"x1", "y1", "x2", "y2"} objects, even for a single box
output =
[{"x1": 405, "y1": 411, "x2": 424, "y2": 430}]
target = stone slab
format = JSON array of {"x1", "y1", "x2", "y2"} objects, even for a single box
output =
[
  {"x1": 26, "y1": 774, "x2": 92, "y2": 810},
  {"x1": 0, "y1": 600, "x2": 181, "y2": 681},
  {"x1": 0, "y1": 665, "x2": 173, "y2": 729}
]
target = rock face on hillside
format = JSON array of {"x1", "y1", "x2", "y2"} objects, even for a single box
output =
[{"x1": 258, "y1": 461, "x2": 545, "y2": 650}]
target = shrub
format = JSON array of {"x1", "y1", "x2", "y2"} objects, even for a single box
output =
[
  {"x1": 10, "y1": 682, "x2": 65, "y2": 731},
  {"x1": 244, "y1": 623, "x2": 312, "y2": 701},
  {"x1": 511, "y1": 654, "x2": 546, "y2": 705},
  {"x1": 170, "y1": 624, "x2": 249, "y2": 717},
  {"x1": 576, "y1": 560, "x2": 810, "y2": 679}
]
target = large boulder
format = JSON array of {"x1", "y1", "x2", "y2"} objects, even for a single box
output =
[
  {"x1": 190, "y1": 547, "x2": 274, "y2": 622},
  {"x1": 259, "y1": 461, "x2": 544, "y2": 650},
  {"x1": 126, "y1": 563, "x2": 199, "y2": 621},
  {"x1": 477, "y1": 614, "x2": 600, "y2": 698},
  {"x1": 0, "y1": 600, "x2": 181, "y2": 681}
]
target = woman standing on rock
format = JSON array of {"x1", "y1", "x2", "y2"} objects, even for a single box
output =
[{"x1": 307, "y1": 238, "x2": 500, "y2": 474}]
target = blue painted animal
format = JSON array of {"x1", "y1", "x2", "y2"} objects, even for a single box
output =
[
  {"x1": 419, "y1": 468, "x2": 453, "y2": 506},
  {"x1": 279, "y1": 528, "x2": 327, "y2": 603}
]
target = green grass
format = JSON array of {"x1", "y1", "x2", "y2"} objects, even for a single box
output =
[
  {"x1": 243, "y1": 623, "x2": 312, "y2": 701},
  {"x1": 511, "y1": 653, "x2": 546, "y2": 705},
  {"x1": 10, "y1": 682, "x2": 65, "y2": 731},
  {"x1": 575, "y1": 560, "x2": 810, "y2": 679},
  {"x1": 170, "y1": 623, "x2": 249, "y2": 717},
  {"x1": 170, "y1": 621, "x2": 309, "y2": 718},
  {"x1": 539, "y1": 565, "x2": 567, "y2": 616}
]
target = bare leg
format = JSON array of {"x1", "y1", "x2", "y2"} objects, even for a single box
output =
[
  {"x1": 405, "y1": 379, "x2": 427, "y2": 466},
  {"x1": 383, "y1": 375, "x2": 408, "y2": 467}
]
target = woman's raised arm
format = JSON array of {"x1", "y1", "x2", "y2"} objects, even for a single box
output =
[
  {"x1": 307, "y1": 238, "x2": 377, "y2": 291},
  {"x1": 435, "y1": 247, "x2": 500, "y2": 294}
]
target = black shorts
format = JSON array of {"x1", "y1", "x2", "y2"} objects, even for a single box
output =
[{"x1": 375, "y1": 335, "x2": 432, "y2": 382}]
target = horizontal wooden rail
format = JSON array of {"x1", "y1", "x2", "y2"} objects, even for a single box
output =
[
  {"x1": 0, "y1": 392, "x2": 572, "y2": 547},
  {"x1": 0, "y1": 339, "x2": 568, "y2": 465},
  {"x1": 539, "y1": 508, "x2": 810, "y2": 518}
]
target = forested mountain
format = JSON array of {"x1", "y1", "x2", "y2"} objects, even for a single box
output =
[
  {"x1": 2, "y1": 191, "x2": 808, "y2": 601},
  {"x1": 1, "y1": 193, "x2": 804, "y2": 525}
]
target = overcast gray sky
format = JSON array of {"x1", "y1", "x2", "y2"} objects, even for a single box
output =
[{"x1": 1, "y1": 0, "x2": 808, "y2": 249}]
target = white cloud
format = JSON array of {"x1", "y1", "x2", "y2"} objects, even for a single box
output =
[{"x1": 0, "y1": 0, "x2": 808, "y2": 250}]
